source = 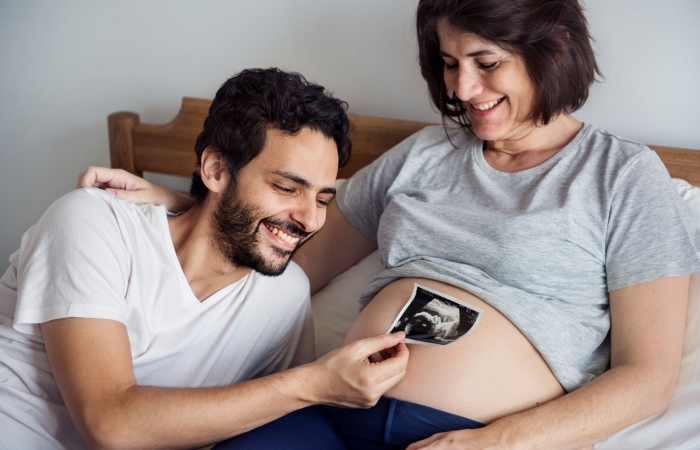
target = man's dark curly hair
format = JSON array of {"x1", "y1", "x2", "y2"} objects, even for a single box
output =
[{"x1": 190, "y1": 68, "x2": 352, "y2": 202}]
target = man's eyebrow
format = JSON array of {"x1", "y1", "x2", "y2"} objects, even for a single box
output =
[
  {"x1": 272, "y1": 171, "x2": 336, "y2": 196},
  {"x1": 439, "y1": 49, "x2": 496, "y2": 58}
]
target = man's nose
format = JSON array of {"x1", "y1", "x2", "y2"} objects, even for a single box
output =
[{"x1": 289, "y1": 196, "x2": 319, "y2": 233}]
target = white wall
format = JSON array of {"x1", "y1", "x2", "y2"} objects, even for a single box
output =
[{"x1": 1, "y1": 0, "x2": 699, "y2": 273}]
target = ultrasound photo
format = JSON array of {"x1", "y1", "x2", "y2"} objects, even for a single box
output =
[{"x1": 387, "y1": 284, "x2": 482, "y2": 346}]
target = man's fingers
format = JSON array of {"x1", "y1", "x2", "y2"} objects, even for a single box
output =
[
  {"x1": 362, "y1": 342, "x2": 409, "y2": 384},
  {"x1": 354, "y1": 332, "x2": 406, "y2": 357},
  {"x1": 373, "y1": 366, "x2": 408, "y2": 393},
  {"x1": 368, "y1": 352, "x2": 384, "y2": 364}
]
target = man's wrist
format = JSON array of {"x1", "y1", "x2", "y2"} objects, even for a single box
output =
[{"x1": 266, "y1": 364, "x2": 324, "y2": 408}]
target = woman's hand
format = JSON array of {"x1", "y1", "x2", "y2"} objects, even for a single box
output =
[
  {"x1": 408, "y1": 429, "x2": 593, "y2": 450},
  {"x1": 407, "y1": 428, "x2": 501, "y2": 450},
  {"x1": 76, "y1": 166, "x2": 195, "y2": 213}
]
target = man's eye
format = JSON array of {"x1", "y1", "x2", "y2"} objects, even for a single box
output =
[
  {"x1": 275, "y1": 185, "x2": 294, "y2": 194},
  {"x1": 317, "y1": 199, "x2": 330, "y2": 207}
]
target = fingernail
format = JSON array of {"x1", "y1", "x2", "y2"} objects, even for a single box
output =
[{"x1": 106, "y1": 188, "x2": 117, "y2": 197}]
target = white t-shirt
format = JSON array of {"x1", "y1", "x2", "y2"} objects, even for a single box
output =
[{"x1": 0, "y1": 188, "x2": 315, "y2": 449}]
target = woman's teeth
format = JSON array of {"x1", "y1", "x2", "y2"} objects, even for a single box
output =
[
  {"x1": 265, "y1": 224, "x2": 300, "y2": 244},
  {"x1": 471, "y1": 98, "x2": 502, "y2": 111}
]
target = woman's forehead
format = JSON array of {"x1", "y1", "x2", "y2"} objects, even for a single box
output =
[{"x1": 436, "y1": 20, "x2": 507, "y2": 56}]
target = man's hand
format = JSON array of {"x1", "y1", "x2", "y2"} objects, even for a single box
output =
[
  {"x1": 304, "y1": 332, "x2": 409, "y2": 408},
  {"x1": 76, "y1": 166, "x2": 194, "y2": 212}
]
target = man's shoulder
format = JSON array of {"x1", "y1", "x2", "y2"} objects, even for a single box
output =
[
  {"x1": 51, "y1": 188, "x2": 142, "y2": 217},
  {"x1": 21, "y1": 188, "x2": 164, "y2": 268},
  {"x1": 43, "y1": 188, "x2": 163, "y2": 236}
]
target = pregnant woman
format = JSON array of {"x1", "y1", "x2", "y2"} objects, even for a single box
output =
[{"x1": 79, "y1": 0, "x2": 700, "y2": 448}]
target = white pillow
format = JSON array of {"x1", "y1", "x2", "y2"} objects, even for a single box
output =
[{"x1": 310, "y1": 178, "x2": 700, "y2": 449}]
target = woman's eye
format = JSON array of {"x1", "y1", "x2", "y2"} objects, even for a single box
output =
[
  {"x1": 443, "y1": 61, "x2": 458, "y2": 70},
  {"x1": 479, "y1": 61, "x2": 499, "y2": 70},
  {"x1": 317, "y1": 199, "x2": 329, "y2": 207}
]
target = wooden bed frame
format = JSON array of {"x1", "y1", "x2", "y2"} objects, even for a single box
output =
[{"x1": 109, "y1": 97, "x2": 700, "y2": 185}]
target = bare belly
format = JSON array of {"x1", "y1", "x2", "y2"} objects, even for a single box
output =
[{"x1": 342, "y1": 278, "x2": 565, "y2": 424}]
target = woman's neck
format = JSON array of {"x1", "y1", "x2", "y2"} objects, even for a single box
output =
[{"x1": 483, "y1": 114, "x2": 583, "y2": 173}]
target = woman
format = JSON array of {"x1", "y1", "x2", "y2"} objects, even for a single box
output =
[{"x1": 80, "y1": 1, "x2": 700, "y2": 448}]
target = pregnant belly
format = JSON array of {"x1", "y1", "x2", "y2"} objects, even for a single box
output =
[{"x1": 342, "y1": 278, "x2": 565, "y2": 424}]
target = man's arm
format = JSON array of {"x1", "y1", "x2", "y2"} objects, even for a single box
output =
[
  {"x1": 407, "y1": 274, "x2": 689, "y2": 450},
  {"x1": 43, "y1": 317, "x2": 408, "y2": 450}
]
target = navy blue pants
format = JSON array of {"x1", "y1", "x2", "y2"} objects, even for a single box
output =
[{"x1": 214, "y1": 397, "x2": 484, "y2": 450}]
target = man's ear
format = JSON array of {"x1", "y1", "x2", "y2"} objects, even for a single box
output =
[{"x1": 200, "y1": 147, "x2": 231, "y2": 195}]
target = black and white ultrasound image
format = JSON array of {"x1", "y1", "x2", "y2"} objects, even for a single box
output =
[{"x1": 388, "y1": 284, "x2": 482, "y2": 345}]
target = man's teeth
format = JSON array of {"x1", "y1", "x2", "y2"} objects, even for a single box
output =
[
  {"x1": 472, "y1": 98, "x2": 502, "y2": 111},
  {"x1": 265, "y1": 224, "x2": 300, "y2": 244}
]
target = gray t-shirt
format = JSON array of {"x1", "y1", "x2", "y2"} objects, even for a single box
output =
[{"x1": 336, "y1": 124, "x2": 700, "y2": 392}]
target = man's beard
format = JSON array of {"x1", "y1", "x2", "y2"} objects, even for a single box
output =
[{"x1": 212, "y1": 182, "x2": 311, "y2": 277}]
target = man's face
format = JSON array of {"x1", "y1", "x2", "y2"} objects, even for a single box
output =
[{"x1": 213, "y1": 127, "x2": 338, "y2": 276}]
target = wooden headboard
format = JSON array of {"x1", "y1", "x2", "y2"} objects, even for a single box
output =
[{"x1": 109, "y1": 97, "x2": 700, "y2": 186}]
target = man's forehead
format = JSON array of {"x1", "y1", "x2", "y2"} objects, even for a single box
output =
[{"x1": 253, "y1": 128, "x2": 339, "y2": 190}]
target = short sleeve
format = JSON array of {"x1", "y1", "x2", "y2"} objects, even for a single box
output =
[
  {"x1": 13, "y1": 189, "x2": 130, "y2": 336},
  {"x1": 605, "y1": 151, "x2": 700, "y2": 291},
  {"x1": 335, "y1": 131, "x2": 419, "y2": 241}
]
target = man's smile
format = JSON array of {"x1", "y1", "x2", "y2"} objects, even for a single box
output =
[{"x1": 262, "y1": 221, "x2": 301, "y2": 249}]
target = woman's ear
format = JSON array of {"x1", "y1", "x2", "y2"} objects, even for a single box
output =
[{"x1": 200, "y1": 146, "x2": 231, "y2": 195}]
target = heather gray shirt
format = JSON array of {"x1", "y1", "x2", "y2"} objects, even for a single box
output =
[{"x1": 336, "y1": 124, "x2": 700, "y2": 392}]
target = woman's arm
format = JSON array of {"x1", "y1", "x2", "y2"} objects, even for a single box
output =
[
  {"x1": 76, "y1": 166, "x2": 194, "y2": 213},
  {"x1": 408, "y1": 274, "x2": 690, "y2": 450},
  {"x1": 293, "y1": 199, "x2": 378, "y2": 294}
]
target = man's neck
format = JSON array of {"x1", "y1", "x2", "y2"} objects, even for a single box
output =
[{"x1": 167, "y1": 203, "x2": 251, "y2": 302}]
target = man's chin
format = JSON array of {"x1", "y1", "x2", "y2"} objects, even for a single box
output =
[
  {"x1": 250, "y1": 247, "x2": 296, "y2": 277},
  {"x1": 252, "y1": 257, "x2": 292, "y2": 277}
]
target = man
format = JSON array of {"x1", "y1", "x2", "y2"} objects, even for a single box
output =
[{"x1": 0, "y1": 68, "x2": 408, "y2": 449}]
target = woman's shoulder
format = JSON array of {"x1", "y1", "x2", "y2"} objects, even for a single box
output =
[
  {"x1": 393, "y1": 124, "x2": 480, "y2": 162},
  {"x1": 581, "y1": 124, "x2": 652, "y2": 160},
  {"x1": 570, "y1": 124, "x2": 667, "y2": 179}
]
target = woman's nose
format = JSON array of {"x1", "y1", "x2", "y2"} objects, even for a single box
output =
[{"x1": 453, "y1": 66, "x2": 482, "y2": 102}]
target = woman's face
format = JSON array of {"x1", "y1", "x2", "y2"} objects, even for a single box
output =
[{"x1": 437, "y1": 21, "x2": 536, "y2": 143}]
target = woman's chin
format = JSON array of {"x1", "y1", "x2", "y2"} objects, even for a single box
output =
[{"x1": 471, "y1": 125, "x2": 507, "y2": 143}]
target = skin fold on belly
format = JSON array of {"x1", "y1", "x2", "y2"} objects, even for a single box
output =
[{"x1": 342, "y1": 278, "x2": 565, "y2": 424}]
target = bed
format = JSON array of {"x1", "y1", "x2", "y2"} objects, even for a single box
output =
[{"x1": 109, "y1": 97, "x2": 700, "y2": 449}]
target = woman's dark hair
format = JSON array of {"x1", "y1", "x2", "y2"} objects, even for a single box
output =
[
  {"x1": 191, "y1": 68, "x2": 352, "y2": 202},
  {"x1": 416, "y1": 0, "x2": 601, "y2": 132}
]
